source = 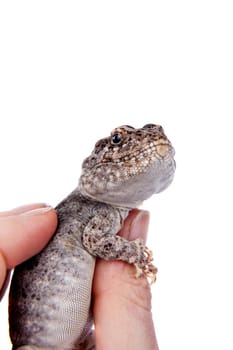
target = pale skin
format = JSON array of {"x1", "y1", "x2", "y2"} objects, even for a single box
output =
[{"x1": 0, "y1": 204, "x2": 159, "y2": 350}]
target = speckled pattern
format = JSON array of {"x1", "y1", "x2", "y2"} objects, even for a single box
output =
[
  {"x1": 10, "y1": 193, "x2": 99, "y2": 349},
  {"x1": 9, "y1": 124, "x2": 175, "y2": 349}
]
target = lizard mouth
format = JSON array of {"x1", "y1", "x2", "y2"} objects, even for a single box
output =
[{"x1": 99, "y1": 140, "x2": 175, "y2": 178}]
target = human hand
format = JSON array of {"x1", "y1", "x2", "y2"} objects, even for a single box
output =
[
  {"x1": 93, "y1": 209, "x2": 159, "y2": 350},
  {"x1": 0, "y1": 204, "x2": 57, "y2": 298},
  {"x1": 0, "y1": 206, "x2": 158, "y2": 350}
]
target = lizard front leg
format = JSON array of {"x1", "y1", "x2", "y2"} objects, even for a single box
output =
[{"x1": 82, "y1": 211, "x2": 157, "y2": 283}]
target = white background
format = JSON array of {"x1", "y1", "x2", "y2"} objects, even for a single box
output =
[{"x1": 0, "y1": 1, "x2": 233, "y2": 349}]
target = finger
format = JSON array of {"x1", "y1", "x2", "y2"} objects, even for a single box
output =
[
  {"x1": 118, "y1": 208, "x2": 150, "y2": 242},
  {"x1": 0, "y1": 206, "x2": 57, "y2": 268},
  {"x1": 93, "y1": 210, "x2": 158, "y2": 350},
  {"x1": 0, "y1": 203, "x2": 48, "y2": 217}
]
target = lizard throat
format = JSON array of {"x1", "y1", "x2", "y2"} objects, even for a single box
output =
[{"x1": 78, "y1": 156, "x2": 175, "y2": 208}]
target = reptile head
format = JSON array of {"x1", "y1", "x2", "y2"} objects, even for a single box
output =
[{"x1": 79, "y1": 124, "x2": 176, "y2": 208}]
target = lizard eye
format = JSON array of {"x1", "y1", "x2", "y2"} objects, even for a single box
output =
[{"x1": 111, "y1": 133, "x2": 122, "y2": 145}]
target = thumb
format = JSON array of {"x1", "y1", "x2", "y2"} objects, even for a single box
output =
[
  {"x1": 0, "y1": 204, "x2": 57, "y2": 297},
  {"x1": 93, "y1": 210, "x2": 158, "y2": 350},
  {"x1": 0, "y1": 205, "x2": 57, "y2": 268}
]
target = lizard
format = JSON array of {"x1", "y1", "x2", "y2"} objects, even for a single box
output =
[{"x1": 9, "y1": 123, "x2": 176, "y2": 350}]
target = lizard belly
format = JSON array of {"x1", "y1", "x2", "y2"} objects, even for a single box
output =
[{"x1": 9, "y1": 237, "x2": 95, "y2": 349}]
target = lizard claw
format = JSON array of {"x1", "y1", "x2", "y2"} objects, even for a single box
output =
[{"x1": 134, "y1": 246, "x2": 158, "y2": 284}]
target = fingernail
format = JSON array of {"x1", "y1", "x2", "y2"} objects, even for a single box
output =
[
  {"x1": 20, "y1": 206, "x2": 53, "y2": 216},
  {"x1": 12, "y1": 203, "x2": 48, "y2": 215},
  {"x1": 0, "y1": 203, "x2": 49, "y2": 217},
  {"x1": 129, "y1": 210, "x2": 150, "y2": 242}
]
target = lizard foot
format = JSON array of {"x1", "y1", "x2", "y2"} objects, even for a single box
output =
[{"x1": 134, "y1": 247, "x2": 158, "y2": 284}]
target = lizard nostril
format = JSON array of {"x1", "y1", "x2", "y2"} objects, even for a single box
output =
[
  {"x1": 142, "y1": 123, "x2": 157, "y2": 129},
  {"x1": 142, "y1": 124, "x2": 164, "y2": 134}
]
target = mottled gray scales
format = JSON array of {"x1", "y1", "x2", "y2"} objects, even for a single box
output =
[{"x1": 9, "y1": 124, "x2": 176, "y2": 350}]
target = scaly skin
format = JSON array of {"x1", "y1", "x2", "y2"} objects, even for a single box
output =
[{"x1": 9, "y1": 124, "x2": 175, "y2": 350}]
